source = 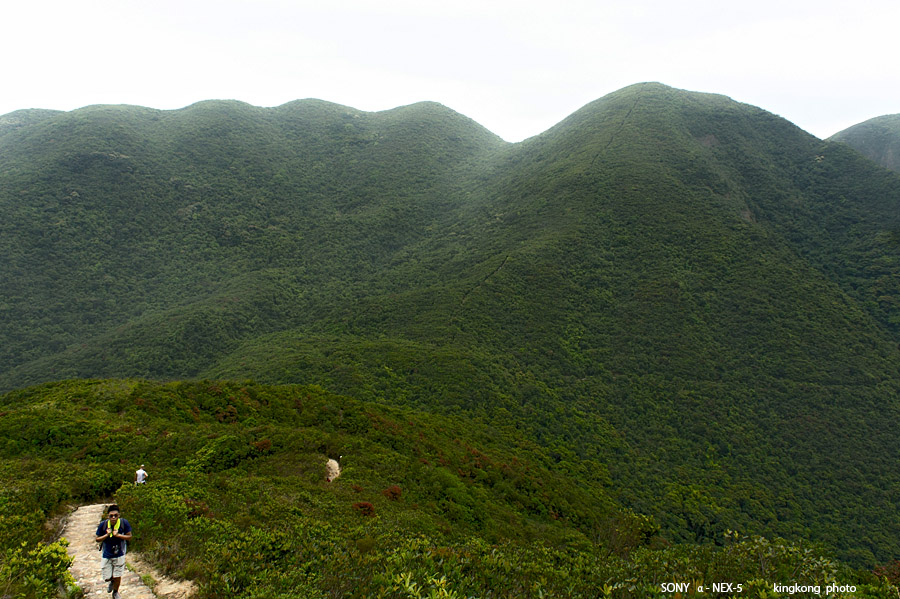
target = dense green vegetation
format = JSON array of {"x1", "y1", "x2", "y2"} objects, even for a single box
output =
[
  {"x1": 1, "y1": 380, "x2": 895, "y2": 598},
  {"x1": 4, "y1": 83, "x2": 900, "y2": 594},
  {"x1": 830, "y1": 114, "x2": 900, "y2": 173}
]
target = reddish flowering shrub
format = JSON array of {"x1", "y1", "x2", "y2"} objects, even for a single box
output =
[
  {"x1": 382, "y1": 485, "x2": 402, "y2": 501},
  {"x1": 874, "y1": 560, "x2": 900, "y2": 585},
  {"x1": 252, "y1": 438, "x2": 272, "y2": 453},
  {"x1": 184, "y1": 498, "x2": 214, "y2": 518},
  {"x1": 352, "y1": 502, "x2": 375, "y2": 517},
  {"x1": 216, "y1": 404, "x2": 238, "y2": 423}
]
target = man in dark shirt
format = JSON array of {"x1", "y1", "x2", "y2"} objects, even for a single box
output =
[{"x1": 94, "y1": 504, "x2": 132, "y2": 599}]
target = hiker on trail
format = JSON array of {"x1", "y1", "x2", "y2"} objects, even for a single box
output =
[
  {"x1": 135, "y1": 465, "x2": 148, "y2": 485},
  {"x1": 95, "y1": 504, "x2": 132, "y2": 599}
]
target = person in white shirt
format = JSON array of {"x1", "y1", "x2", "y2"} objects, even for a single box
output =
[{"x1": 135, "y1": 465, "x2": 148, "y2": 485}]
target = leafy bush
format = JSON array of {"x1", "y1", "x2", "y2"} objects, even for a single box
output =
[{"x1": 0, "y1": 540, "x2": 77, "y2": 599}]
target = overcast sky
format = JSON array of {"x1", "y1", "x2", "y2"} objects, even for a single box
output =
[{"x1": 2, "y1": 0, "x2": 897, "y2": 142}]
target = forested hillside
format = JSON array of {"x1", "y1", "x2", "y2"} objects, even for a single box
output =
[
  {"x1": 831, "y1": 114, "x2": 900, "y2": 173},
  {"x1": 0, "y1": 98, "x2": 504, "y2": 382},
  {"x1": 1, "y1": 379, "x2": 893, "y2": 597},
  {"x1": 3, "y1": 83, "x2": 900, "y2": 588}
]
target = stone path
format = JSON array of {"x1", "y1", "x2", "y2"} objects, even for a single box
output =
[
  {"x1": 325, "y1": 457, "x2": 341, "y2": 482},
  {"x1": 62, "y1": 504, "x2": 195, "y2": 599}
]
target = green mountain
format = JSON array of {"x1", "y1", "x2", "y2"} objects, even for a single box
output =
[
  {"x1": 4, "y1": 82, "x2": 900, "y2": 587},
  {"x1": 0, "y1": 98, "x2": 505, "y2": 382},
  {"x1": 831, "y1": 114, "x2": 900, "y2": 173}
]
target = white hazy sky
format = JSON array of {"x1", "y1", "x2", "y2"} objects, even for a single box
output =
[{"x1": 2, "y1": 0, "x2": 898, "y2": 142}]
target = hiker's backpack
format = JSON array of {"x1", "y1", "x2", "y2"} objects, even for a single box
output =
[{"x1": 98, "y1": 517, "x2": 122, "y2": 551}]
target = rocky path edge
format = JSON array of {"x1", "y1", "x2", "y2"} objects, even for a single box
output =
[{"x1": 62, "y1": 503, "x2": 196, "y2": 599}]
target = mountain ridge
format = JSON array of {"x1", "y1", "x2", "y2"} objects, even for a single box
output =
[{"x1": 3, "y1": 83, "x2": 900, "y2": 569}]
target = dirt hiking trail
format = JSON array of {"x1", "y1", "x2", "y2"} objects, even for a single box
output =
[{"x1": 63, "y1": 503, "x2": 195, "y2": 599}]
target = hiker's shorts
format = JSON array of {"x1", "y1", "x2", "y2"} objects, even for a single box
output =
[{"x1": 101, "y1": 556, "x2": 126, "y2": 580}]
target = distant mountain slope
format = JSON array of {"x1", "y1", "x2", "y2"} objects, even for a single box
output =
[
  {"x1": 830, "y1": 114, "x2": 900, "y2": 172},
  {"x1": 0, "y1": 108, "x2": 63, "y2": 134},
  {"x1": 4, "y1": 84, "x2": 900, "y2": 565},
  {"x1": 0, "y1": 99, "x2": 505, "y2": 381}
]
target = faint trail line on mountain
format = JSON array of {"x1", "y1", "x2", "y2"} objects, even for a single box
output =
[
  {"x1": 590, "y1": 82, "x2": 648, "y2": 171},
  {"x1": 448, "y1": 254, "x2": 510, "y2": 341},
  {"x1": 460, "y1": 254, "x2": 510, "y2": 306},
  {"x1": 62, "y1": 503, "x2": 196, "y2": 599}
]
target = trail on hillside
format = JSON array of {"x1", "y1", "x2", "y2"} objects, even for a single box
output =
[
  {"x1": 62, "y1": 503, "x2": 196, "y2": 599},
  {"x1": 325, "y1": 457, "x2": 341, "y2": 482}
]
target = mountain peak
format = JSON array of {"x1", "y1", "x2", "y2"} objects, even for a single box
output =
[{"x1": 830, "y1": 113, "x2": 900, "y2": 173}]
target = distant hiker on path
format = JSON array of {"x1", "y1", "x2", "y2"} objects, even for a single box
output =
[
  {"x1": 135, "y1": 465, "x2": 148, "y2": 485},
  {"x1": 95, "y1": 504, "x2": 132, "y2": 599}
]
